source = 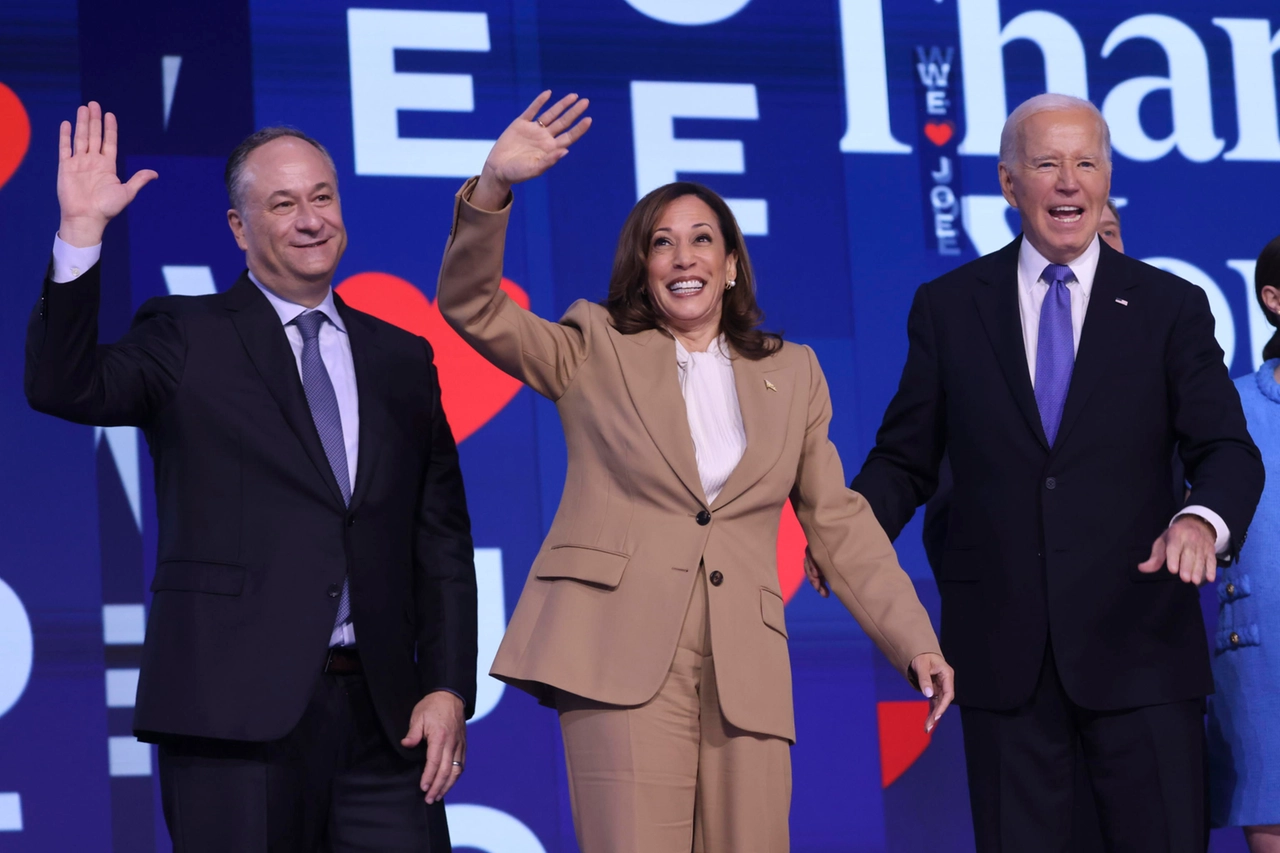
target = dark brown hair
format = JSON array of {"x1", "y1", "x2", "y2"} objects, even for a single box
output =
[
  {"x1": 1256, "y1": 234, "x2": 1280, "y2": 361},
  {"x1": 602, "y1": 182, "x2": 782, "y2": 360},
  {"x1": 224, "y1": 126, "x2": 336, "y2": 212}
]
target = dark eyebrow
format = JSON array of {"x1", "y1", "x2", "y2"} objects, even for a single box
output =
[
  {"x1": 652, "y1": 222, "x2": 714, "y2": 233},
  {"x1": 267, "y1": 182, "x2": 333, "y2": 200}
]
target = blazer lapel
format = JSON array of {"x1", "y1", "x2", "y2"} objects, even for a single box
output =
[
  {"x1": 225, "y1": 275, "x2": 346, "y2": 507},
  {"x1": 973, "y1": 237, "x2": 1050, "y2": 451},
  {"x1": 612, "y1": 328, "x2": 708, "y2": 507},
  {"x1": 335, "y1": 295, "x2": 386, "y2": 512},
  {"x1": 1052, "y1": 242, "x2": 1137, "y2": 450},
  {"x1": 711, "y1": 353, "x2": 793, "y2": 510}
]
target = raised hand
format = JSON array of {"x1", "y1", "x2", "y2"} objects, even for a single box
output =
[
  {"x1": 57, "y1": 102, "x2": 158, "y2": 247},
  {"x1": 471, "y1": 91, "x2": 591, "y2": 211}
]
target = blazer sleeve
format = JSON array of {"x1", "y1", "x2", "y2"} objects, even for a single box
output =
[
  {"x1": 413, "y1": 336, "x2": 479, "y2": 717},
  {"x1": 1166, "y1": 283, "x2": 1264, "y2": 561},
  {"x1": 850, "y1": 283, "x2": 947, "y2": 541},
  {"x1": 790, "y1": 345, "x2": 942, "y2": 680},
  {"x1": 25, "y1": 262, "x2": 184, "y2": 426},
  {"x1": 436, "y1": 177, "x2": 591, "y2": 402}
]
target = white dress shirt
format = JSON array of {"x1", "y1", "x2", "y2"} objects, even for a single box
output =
[
  {"x1": 51, "y1": 234, "x2": 363, "y2": 642},
  {"x1": 1015, "y1": 235, "x2": 1229, "y2": 554},
  {"x1": 674, "y1": 335, "x2": 746, "y2": 505}
]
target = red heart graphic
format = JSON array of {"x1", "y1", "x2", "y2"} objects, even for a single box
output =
[
  {"x1": 777, "y1": 502, "x2": 807, "y2": 603},
  {"x1": 877, "y1": 700, "x2": 933, "y2": 787},
  {"x1": 0, "y1": 83, "x2": 31, "y2": 191},
  {"x1": 923, "y1": 121, "x2": 954, "y2": 147},
  {"x1": 336, "y1": 272, "x2": 530, "y2": 443}
]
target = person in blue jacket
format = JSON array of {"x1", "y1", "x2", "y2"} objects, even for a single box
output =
[{"x1": 1208, "y1": 232, "x2": 1280, "y2": 853}]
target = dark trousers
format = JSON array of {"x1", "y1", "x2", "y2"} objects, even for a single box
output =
[
  {"x1": 960, "y1": 644, "x2": 1205, "y2": 853},
  {"x1": 157, "y1": 670, "x2": 450, "y2": 853}
]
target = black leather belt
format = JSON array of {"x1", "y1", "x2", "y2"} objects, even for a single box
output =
[{"x1": 324, "y1": 646, "x2": 362, "y2": 674}]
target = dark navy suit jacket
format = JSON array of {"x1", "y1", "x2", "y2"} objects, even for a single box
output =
[
  {"x1": 852, "y1": 237, "x2": 1263, "y2": 711},
  {"x1": 26, "y1": 267, "x2": 478, "y2": 755}
]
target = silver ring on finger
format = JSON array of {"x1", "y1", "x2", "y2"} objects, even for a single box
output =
[{"x1": 451, "y1": 760, "x2": 464, "y2": 768}]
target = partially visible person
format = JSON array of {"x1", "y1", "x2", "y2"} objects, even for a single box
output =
[
  {"x1": 438, "y1": 91, "x2": 953, "y2": 852},
  {"x1": 822, "y1": 93, "x2": 1263, "y2": 853},
  {"x1": 26, "y1": 103, "x2": 477, "y2": 851},
  {"x1": 1098, "y1": 198, "x2": 1123, "y2": 253},
  {"x1": 1207, "y1": 234, "x2": 1280, "y2": 853}
]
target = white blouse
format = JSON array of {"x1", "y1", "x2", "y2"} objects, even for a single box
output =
[{"x1": 674, "y1": 335, "x2": 748, "y2": 504}]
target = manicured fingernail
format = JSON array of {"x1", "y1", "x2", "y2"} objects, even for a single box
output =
[{"x1": 923, "y1": 687, "x2": 934, "y2": 698}]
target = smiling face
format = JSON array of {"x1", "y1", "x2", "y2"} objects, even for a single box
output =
[
  {"x1": 998, "y1": 107, "x2": 1111, "y2": 265},
  {"x1": 227, "y1": 136, "x2": 347, "y2": 306},
  {"x1": 644, "y1": 195, "x2": 738, "y2": 346}
]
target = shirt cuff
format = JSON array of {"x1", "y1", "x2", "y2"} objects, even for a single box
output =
[
  {"x1": 51, "y1": 233, "x2": 102, "y2": 283},
  {"x1": 1172, "y1": 505, "x2": 1229, "y2": 555}
]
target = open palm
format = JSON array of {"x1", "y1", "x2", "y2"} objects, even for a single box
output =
[
  {"x1": 472, "y1": 91, "x2": 591, "y2": 210},
  {"x1": 57, "y1": 101, "x2": 157, "y2": 246}
]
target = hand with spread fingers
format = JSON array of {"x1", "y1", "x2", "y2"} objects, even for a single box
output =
[
  {"x1": 1138, "y1": 514, "x2": 1219, "y2": 585},
  {"x1": 400, "y1": 690, "x2": 467, "y2": 805},
  {"x1": 57, "y1": 101, "x2": 158, "y2": 248},
  {"x1": 471, "y1": 90, "x2": 592, "y2": 211}
]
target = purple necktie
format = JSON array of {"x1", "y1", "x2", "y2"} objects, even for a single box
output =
[
  {"x1": 1035, "y1": 263, "x2": 1075, "y2": 447},
  {"x1": 295, "y1": 311, "x2": 352, "y2": 641}
]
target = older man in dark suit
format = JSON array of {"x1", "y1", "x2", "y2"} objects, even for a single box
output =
[
  {"x1": 26, "y1": 102, "x2": 477, "y2": 852},
  {"x1": 848, "y1": 94, "x2": 1263, "y2": 852}
]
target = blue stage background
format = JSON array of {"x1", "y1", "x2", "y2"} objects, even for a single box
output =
[{"x1": 1, "y1": 0, "x2": 1277, "y2": 849}]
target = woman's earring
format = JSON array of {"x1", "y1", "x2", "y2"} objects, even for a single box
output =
[{"x1": 725, "y1": 279, "x2": 737, "y2": 290}]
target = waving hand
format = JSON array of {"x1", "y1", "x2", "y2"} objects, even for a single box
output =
[
  {"x1": 471, "y1": 91, "x2": 591, "y2": 211},
  {"x1": 57, "y1": 102, "x2": 157, "y2": 247}
]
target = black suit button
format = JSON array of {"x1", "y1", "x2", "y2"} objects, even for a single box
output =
[
  {"x1": 1045, "y1": 477, "x2": 1057, "y2": 490},
  {"x1": 696, "y1": 510, "x2": 712, "y2": 526},
  {"x1": 709, "y1": 571, "x2": 724, "y2": 587},
  {"x1": 327, "y1": 584, "x2": 341, "y2": 598},
  {"x1": 346, "y1": 514, "x2": 356, "y2": 527}
]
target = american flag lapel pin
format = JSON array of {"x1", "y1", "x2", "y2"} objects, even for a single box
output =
[{"x1": 1115, "y1": 298, "x2": 1129, "y2": 306}]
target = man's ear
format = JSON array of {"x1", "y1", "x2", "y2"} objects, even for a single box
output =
[
  {"x1": 227, "y1": 209, "x2": 249, "y2": 251},
  {"x1": 997, "y1": 163, "x2": 1018, "y2": 209}
]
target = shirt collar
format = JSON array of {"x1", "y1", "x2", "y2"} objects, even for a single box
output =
[
  {"x1": 247, "y1": 270, "x2": 347, "y2": 334},
  {"x1": 674, "y1": 334, "x2": 732, "y2": 369},
  {"x1": 1018, "y1": 233, "x2": 1100, "y2": 297}
]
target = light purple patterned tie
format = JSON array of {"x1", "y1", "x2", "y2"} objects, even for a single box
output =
[
  {"x1": 295, "y1": 311, "x2": 352, "y2": 640},
  {"x1": 1036, "y1": 264, "x2": 1075, "y2": 447}
]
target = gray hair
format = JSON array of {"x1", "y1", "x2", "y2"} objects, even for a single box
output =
[
  {"x1": 224, "y1": 126, "x2": 337, "y2": 212},
  {"x1": 998, "y1": 94, "x2": 1111, "y2": 167}
]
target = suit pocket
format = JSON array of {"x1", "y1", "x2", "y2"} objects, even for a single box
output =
[
  {"x1": 151, "y1": 560, "x2": 246, "y2": 596},
  {"x1": 534, "y1": 545, "x2": 630, "y2": 589},
  {"x1": 760, "y1": 588, "x2": 788, "y2": 638}
]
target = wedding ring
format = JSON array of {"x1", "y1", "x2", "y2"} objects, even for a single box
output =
[
  {"x1": 535, "y1": 118, "x2": 546, "y2": 128},
  {"x1": 451, "y1": 761, "x2": 464, "y2": 767}
]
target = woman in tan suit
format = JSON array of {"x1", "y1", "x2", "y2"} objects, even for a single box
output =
[{"x1": 437, "y1": 92, "x2": 954, "y2": 852}]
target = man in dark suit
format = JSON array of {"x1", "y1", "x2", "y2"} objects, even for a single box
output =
[
  {"x1": 26, "y1": 102, "x2": 477, "y2": 851},
  {"x1": 849, "y1": 94, "x2": 1263, "y2": 851}
]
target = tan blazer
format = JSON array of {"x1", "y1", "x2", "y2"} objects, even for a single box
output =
[{"x1": 437, "y1": 179, "x2": 941, "y2": 742}]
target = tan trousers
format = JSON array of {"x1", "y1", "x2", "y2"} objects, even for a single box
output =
[{"x1": 556, "y1": 568, "x2": 792, "y2": 853}]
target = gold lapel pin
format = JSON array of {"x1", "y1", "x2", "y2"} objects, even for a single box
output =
[{"x1": 765, "y1": 379, "x2": 777, "y2": 392}]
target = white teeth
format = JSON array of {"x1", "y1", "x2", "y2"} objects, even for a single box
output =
[{"x1": 669, "y1": 279, "x2": 704, "y2": 294}]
